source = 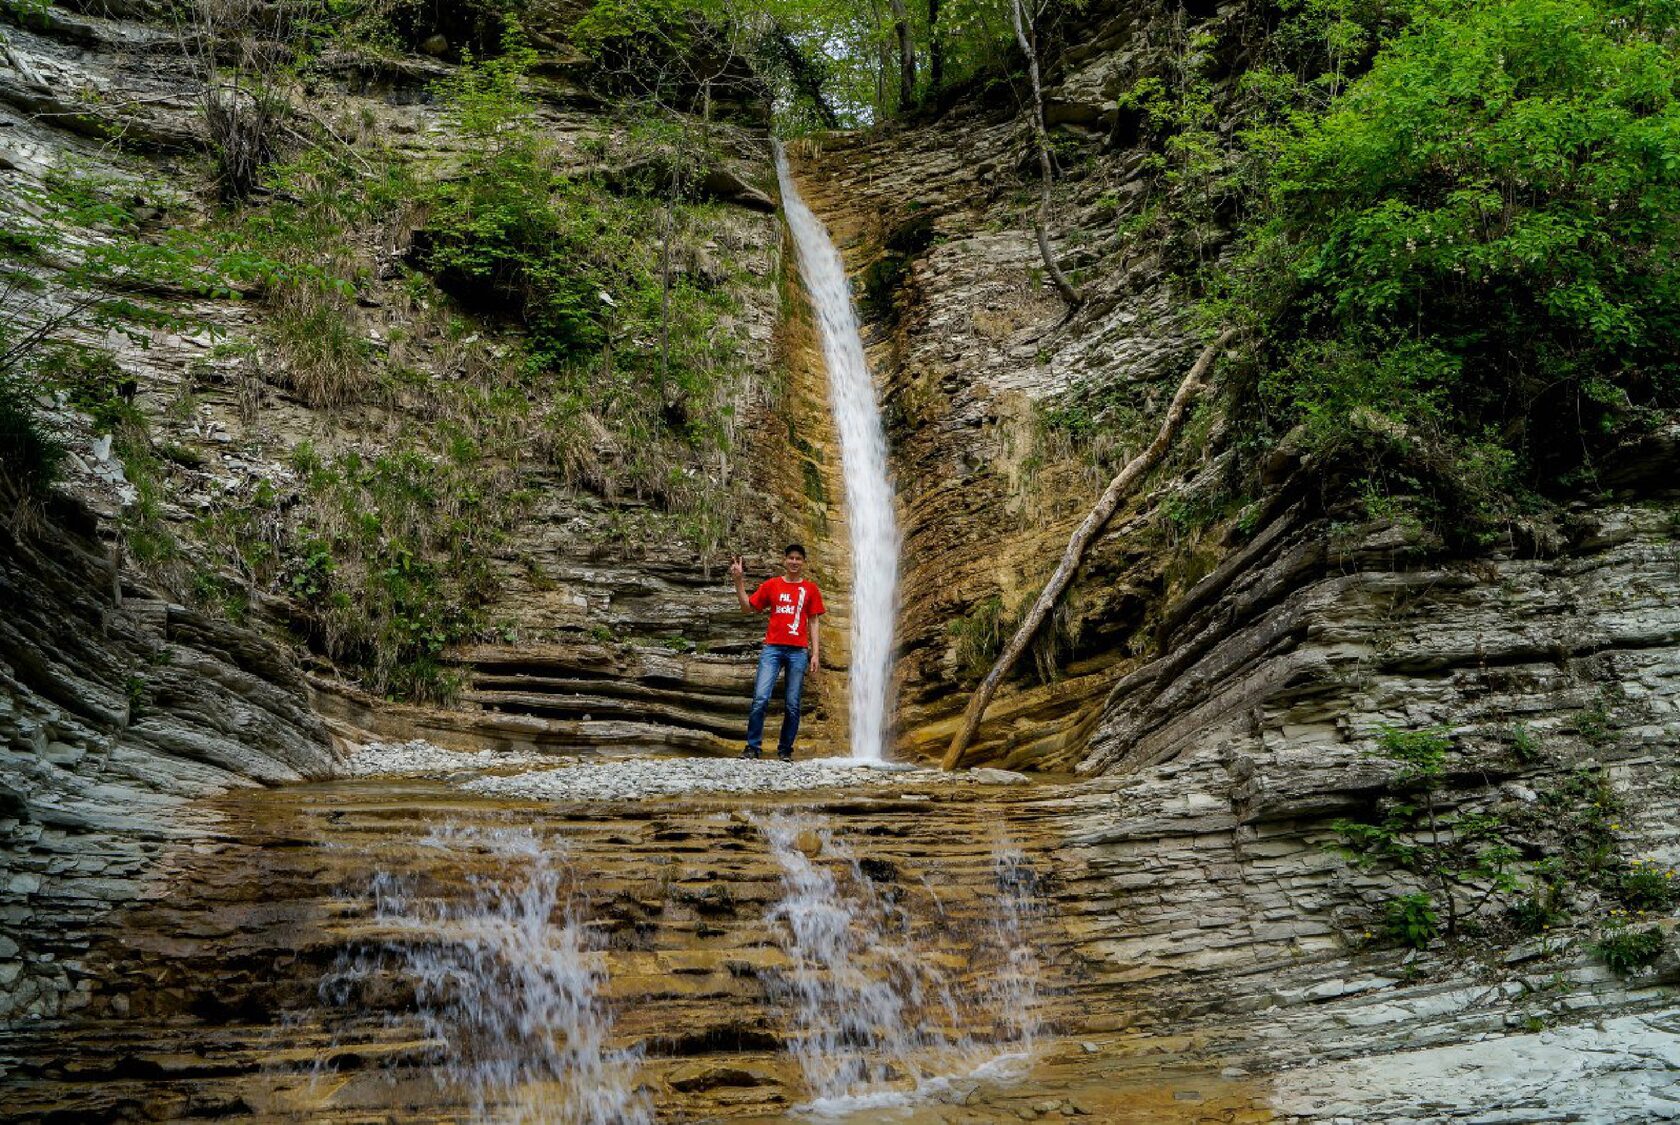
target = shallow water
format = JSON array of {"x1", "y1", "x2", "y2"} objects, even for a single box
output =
[{"x1": 0, "y1": 767, "x2": 1267, "y2": 1122}]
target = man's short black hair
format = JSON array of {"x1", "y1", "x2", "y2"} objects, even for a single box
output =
[{"x1": 784, "y1": 543, "x2": 806, "y2": 559}]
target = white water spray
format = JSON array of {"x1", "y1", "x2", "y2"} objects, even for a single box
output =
[
  {"x1": 758, "y1": 814, "x2": 1045, "y2": 1114},
  {"x1": 318, "y1": 826, "x2": 649, "y2": 1125},
  {"x1": 775, "y1": 146, "x2": 901, "y2": 762}
]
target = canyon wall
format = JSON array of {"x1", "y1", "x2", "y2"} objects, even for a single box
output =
[
  {"x1": 2, "y1": 0, "x2": 1678, "y2": 1109},
  {"x1": 0, "y1": 497, "x2": 335, "y2": 1020}
]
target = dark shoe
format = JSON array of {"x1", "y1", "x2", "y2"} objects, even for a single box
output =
[
  {"x1": 776, "y1": 751, "x2": 793, "y2": 762},
  {"x1": 741, "y1": 747, "x2": 761, "y2": 760}
]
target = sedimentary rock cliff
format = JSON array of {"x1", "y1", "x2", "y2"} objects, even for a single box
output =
[
  {"x1": 0, "y1": 496, "x2": 334, "y2": 1019},
  {"x1": 0, "y1": 0, "x2": 805, "y2": 1020}
]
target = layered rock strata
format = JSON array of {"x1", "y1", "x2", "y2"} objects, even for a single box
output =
[{"x1": 0, "y1": 502, "x2": 335, "y2": 1021}]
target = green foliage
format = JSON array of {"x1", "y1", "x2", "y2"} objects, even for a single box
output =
[
  {"x1": 1375, "y1": 724, "x2": 1451, "y2": 785},
  {"x1": 1228, "y1": 0, "x2": 1680, "y2": 528},
  {"x1": 420, "y1": 42, "x2": 754, "y2": 486},
  {"x1": 301, "y1": 0, "x2": 513, "y2": 60},
  {"x1": 1575, "y1": 698, "x2": 1618, "y2": 747},
  {"x1": 421, "y1": 35, "x2": 614, "y2": 368},
  {"x1": 948, "y1": 594, "x2": 1006, "y2": 684},
  {"x1": 1534, "y1": 767, "x2": 1624, "y2": 877},
  {"x1": 122, "y1": 673, "x2": 148, "y2": 720},
  {"x1": 1117, "y1": 18, "x2": 1234, "y2": 268},
  {"x1": 1508, "y1": 723, "x2": 1542, "y2": 762},
  {"x1": 222, "y1": 134, "x2": 417, "y2": 407},
  {"x1": 1616, "y1": 857, "x2": 1678, "y2": 911},
  {"x1": 1509, "y1": 857, "x2": 1571, "y2": 933},
  {"x1": 282, "y1": 443, "x2": 511, "y2": 701},
  {"x1": 566, "y1": 0, "x2": 1053, "y2": 125},
  {"x1": 1594, "y1": 919, "x2": 1667, "y2": 974},
  {"x1": 36, "y1": 343, "x2": 181, "y2": 567},
  {"x1": 1385, "y1": 892, "x2": 1440, "y2": 949},
  {"x1": 0, "y1": 335, "x2": 64, "y2": 505},
  {"x1": 1331, "y1": 724, "x2": 1530, "y2": 944},
  {"x1": 573, "y1": 0, "x2": 702, "y2": 84}
]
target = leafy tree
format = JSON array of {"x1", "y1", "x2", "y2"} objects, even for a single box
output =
[{"x1": 1229, "y1": 0, "x2": 1680, "y2": 527}]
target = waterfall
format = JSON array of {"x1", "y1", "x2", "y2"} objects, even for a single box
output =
[
  {"x1": 758, "y1": 813, "x2": 1044, "y2": 1114},
  {"x1": 317, "y1": 825, "x2": 649, "y2": 1125},
  {"x1": 988, "y1": 842, "x2": 1047, "y2": 1051},
  {"x1": 775, "y1": 146, "x2": 901, "y2": 762}
]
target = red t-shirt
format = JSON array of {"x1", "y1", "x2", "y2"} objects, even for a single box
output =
[{"x1": 749, "y1": 576, "x2": 826, "y2": 647}]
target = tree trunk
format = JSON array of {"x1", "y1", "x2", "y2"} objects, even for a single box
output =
[
  {"x1": 890, "y1": 0, "x2": 916, "y2": 112},
  {"x1": 1010, "y1": 0, "x2": 1082, "y2": 308},
  {"x1": 867, "y1": 0, "x2": 889, "y2": 117},
  {"x1": 771, "y1": 25, "x2": 841, "y2": 128},
  {"x1": 658, "y1": 201, "x2": 673, "y2": 389},
  {"x1": 928, "y1": 0, "x2": 944, "y2": 95},
  {"x1": 941, "y1": 330, "x2": 1238, "y2": 770}
]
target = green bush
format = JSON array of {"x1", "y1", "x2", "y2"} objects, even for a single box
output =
[
  {"x1": 1594, "y1": 919, "x2": 1666, "y2": 974},
  {"x1": 417, "y1": 32, "x2": 603, "y2": 366},
  {"x1": 1616, "y1": 858, "x2": 1678, "y2": 911},
  {"x1": 420, "y1": 34, "x2": 745, "y2": 452},
  {"x1": 0, "y1": 370, "x2": 63, "y2": 502},
  {"x1": 1223, "y1": 0, "x2": 1680, "y2": 531},
  {"x1": 1385, "y1": 892, "x2": 1440, "y2": 949},
  {"x1": 282, "y1": 444, "x2": 501, "y2": 702},
  {"x1": 1375, "y1": 724, "x2": 1452, "y2": 785}
]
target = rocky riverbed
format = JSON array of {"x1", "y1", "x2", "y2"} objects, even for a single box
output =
[
  {"x1": 0, "y1": 759, "x2": 1249, "y2": 1124},
  {"x1": 7, "y1": 747, "x2": 1678, "y2": 1122}
]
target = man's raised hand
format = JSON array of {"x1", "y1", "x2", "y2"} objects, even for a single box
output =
[{"x1": 728, "y1": 555, "x2": 744, "y2": 579}]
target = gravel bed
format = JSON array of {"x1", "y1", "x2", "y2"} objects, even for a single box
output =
[
  {"x1": 463, "y1": 757, "x2": 933, "y2": 801},
  {"x1": 467, "y1": 758, "x2": 1021, "y2": 802},
  {"x1": 345, "y1": 739, "x2": 1032, "y2": 798},
  {"x1": 343, "y1": 739, "x2": 552, "y2": 777}
]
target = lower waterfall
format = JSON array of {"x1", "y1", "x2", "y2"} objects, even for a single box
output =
[
  {"x1": 759, "y1": 813, "x2": 1045, "y2": 1115},
  {"x1": 316, "y1": 826, "x2": 650, "y2": 1125},
  {"x1": 299, "y1": 812, "x2": 1045, "y2": 1120}
]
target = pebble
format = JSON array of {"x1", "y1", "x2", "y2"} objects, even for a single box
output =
[{"x1": 469, "y1": 755, "x2": 968, "y2": 801}]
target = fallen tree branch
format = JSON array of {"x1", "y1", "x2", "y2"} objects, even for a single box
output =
[{"x1": 941, "y1": 328, "x2": 1239, "y2": 770}]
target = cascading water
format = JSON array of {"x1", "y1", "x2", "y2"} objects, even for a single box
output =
[
  {"x1": 988, "y1": 842, "x2": 1047, "y2": 1052},
  {"x1": 775, "y1": 145, "x2": 901, "y2": 762},
  {"x1": 316, "y1": 825, "x2": 649, "y2": 1125},
  {"x1": 759, "y1": 813, "x2": 1044, "y2": 1114}
]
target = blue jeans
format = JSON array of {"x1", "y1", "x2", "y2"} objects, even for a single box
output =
[{"x1": 745, "y1": 644, "x2": 810, "y2": 756}]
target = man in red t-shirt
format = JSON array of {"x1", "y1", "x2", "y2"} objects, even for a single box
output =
[{"x1": 730, "y1": 544, "x2": 825, "y2": 760}]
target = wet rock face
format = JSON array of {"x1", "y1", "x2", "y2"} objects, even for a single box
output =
[
  {"x1": 774, "y1": 7, "x2": 1680, "y2": 1105},
  {"x1": 787, "y1": 106, "x2": 1209, "y2": 769},
  {"x1": 0, "y1": 505, "x2": 335, "y2": 1021},
  {"x1": 0, "y1": 778, "x2": 1066, "y2": 1122}
]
